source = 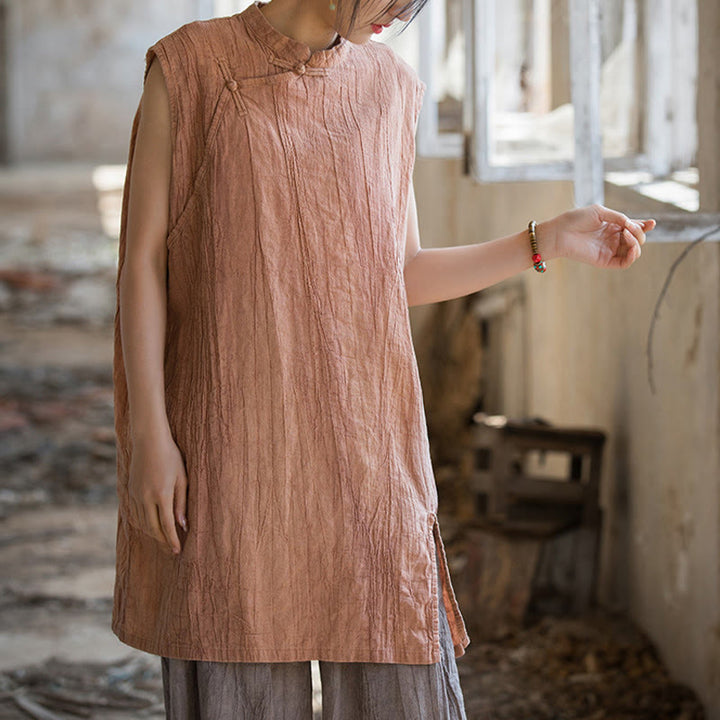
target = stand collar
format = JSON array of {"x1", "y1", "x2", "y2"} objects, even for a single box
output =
[{"x1": 238, "y1": 1, "x2": 351, "y2": 72}]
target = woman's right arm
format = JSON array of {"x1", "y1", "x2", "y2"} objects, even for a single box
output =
[{"x1": 119, "y1": 57, "x2": 187, "y2": 555}]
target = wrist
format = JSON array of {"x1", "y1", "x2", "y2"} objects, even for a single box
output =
[
  {"x1": 130, "y1": 414, "x2": 173, "y2": 445},
  {"x1": 535, "y1": 219, "x2": 561, "y2": 261}
]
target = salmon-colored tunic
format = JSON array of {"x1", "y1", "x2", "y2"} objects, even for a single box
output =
[{"x1": 112, "y1": 0, "x2": 470, "y2": 664}]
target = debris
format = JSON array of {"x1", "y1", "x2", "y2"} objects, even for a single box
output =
[{"x1": 0, "y1": 656, "x2": 165, "y2": 719}]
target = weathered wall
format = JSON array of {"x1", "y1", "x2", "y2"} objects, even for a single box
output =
[
  {"x1": 4, "y1": 0, "x2": 214, "y2": 163},
  {"x1": 4, "y1": 0, "x2": 718, "y2": 713},
  {"x1": 411, "y1": 153, "x2": 720, "y2": 718}
]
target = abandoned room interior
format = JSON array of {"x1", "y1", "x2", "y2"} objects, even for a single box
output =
[{"x1": 0, "y1": 0, "x2": 718, "y2": 717}]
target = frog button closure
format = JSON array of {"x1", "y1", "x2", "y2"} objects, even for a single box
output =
[
  {"x1": 220, "y1": 74, "x2": 247, "y2": 116},
  {"x1": 293, "y1": 63, "x2": 306, "y2": 75}
]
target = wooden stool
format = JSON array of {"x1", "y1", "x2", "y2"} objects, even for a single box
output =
[{"x1": 460, "y1": 412, "x2": 606, "y2": 614}]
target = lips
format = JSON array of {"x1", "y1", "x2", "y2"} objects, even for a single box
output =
[{"x1": 371, "y1": 22, "x2": 391, "y2": 33}]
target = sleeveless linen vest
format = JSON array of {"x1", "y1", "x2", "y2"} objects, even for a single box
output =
[{"x1": 112, "y1": 0, "x2": 470, "y2": 664}]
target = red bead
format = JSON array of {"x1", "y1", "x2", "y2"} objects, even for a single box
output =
[{"x1": 532, "y1": 253, "x2": 542, "y2": 263}]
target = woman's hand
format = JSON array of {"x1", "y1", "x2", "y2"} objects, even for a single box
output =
[
  {"x1": 552, "y1": 203, "x2": 656, "y2": 269},
  {"x1": 126, "y1": 430, "x2": 188, "y2": 555}
]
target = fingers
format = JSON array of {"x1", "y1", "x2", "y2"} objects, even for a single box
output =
[
  {"x1": 158, "y1": 496, "x2": 183, "y2": 555},
  {"x1": 145, "y1": 496, "x2": 181, "y2": 555},
  {"x1": 594, "y1": 204, "x2": 655, "y2": 247},
  {"x1": 631, "y1": 218, "x2": 656, "y2": 245},
  {"x1": 622, "y1": 228, "x2": 642, "y2": 262},
  {"x1": 143, "y1": 502, "x2": 165, "y2": 549},
  {"x1": 130, "y1": 496, "x2": 147, "y2": 532},
  {"x1": 174, "y1": 472, "x2": 188, "y2": 533},
  {"x1": 594, "y1": 203, "x2": 632, "y2": 231}
]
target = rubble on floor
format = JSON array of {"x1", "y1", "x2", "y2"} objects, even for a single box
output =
[
  {"x1": 0, "y1": 655, "x2": 165, "y2": 719},
  {"x1": 459, "y1": 608, "x2": 705, "y2": 719}
]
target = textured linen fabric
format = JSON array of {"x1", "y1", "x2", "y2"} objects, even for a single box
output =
[
  {"x1": 112, "y1": 0, "x2": 471, "y2": 665},
  {"x1": 160, "y1": 547, "x2": 467, "y2": 719}
]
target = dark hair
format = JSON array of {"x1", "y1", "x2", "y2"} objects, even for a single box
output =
[{"x1": 341, "y1": 0, "x2": 429, "y2": 37}]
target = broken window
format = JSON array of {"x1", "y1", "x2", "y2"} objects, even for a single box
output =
[{"x1": 412, "y1": 0, "x2": 720, "y2": 227}]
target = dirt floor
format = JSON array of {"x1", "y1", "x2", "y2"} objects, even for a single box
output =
[{"x1": 0, "y1": 163, "x2": 708, "y2": 719}]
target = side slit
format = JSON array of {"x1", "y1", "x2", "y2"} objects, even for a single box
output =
[{"x1": 430, "y1": 513, "x2": 471, "y2": 659}]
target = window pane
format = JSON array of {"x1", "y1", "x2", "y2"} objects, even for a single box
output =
[
  {"x1": 598, "y1": 0, "x2": 641, "y2": 159},
  {"x1": 436, "y1": 0, "x2": 465, "y2": 134},
  {"x1": 489, "y1": 0, "x2": 575, "y2": 166}
]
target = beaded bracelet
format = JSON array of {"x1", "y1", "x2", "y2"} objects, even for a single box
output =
[{"x1": 528, "y1": 220, "x2": 547, "y2": 273}]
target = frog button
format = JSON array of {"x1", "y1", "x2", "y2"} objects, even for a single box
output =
[
  {"x1": 225, "y1": 79, "x2": 238, "y2": 92},
  {"x1": 293, "y1": 63, "x2": 306, "y2": 75}
]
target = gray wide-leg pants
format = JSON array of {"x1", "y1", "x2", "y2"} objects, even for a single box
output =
[{"x1": 161, "y1": 548, "x2": 468, "y2": 719}]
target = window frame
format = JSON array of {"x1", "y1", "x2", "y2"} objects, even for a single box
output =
[{"x1": 416, "y1": 0, "x2": 719, "y2": 229}]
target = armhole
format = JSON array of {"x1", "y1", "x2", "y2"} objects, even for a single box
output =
[
  {"x1": 141, "y1": 31, "x2": 233, "y2": 251},
  {"x1": 143, "y1": 42, "x2": 178, "y2": 249}
]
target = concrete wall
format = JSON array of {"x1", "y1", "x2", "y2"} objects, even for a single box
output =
[
  {"x1": 4, "y1": 0, "x2": 215, "y2": 163},
  {"x1": 410, "y1": 154, "x2": 720, "y2": 718}
]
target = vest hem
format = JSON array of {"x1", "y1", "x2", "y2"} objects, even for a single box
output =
[{"x1": 110, "y1": 621, "x2": 442, "y2": 665}]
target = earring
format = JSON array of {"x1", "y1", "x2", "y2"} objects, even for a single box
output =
[{"x1": 329, "y1": 0, "x2": 336, "y2": 8}]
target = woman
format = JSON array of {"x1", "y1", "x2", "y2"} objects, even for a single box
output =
[{"x1": 111, "y1": 0, "x2": 656, "y2": 716}]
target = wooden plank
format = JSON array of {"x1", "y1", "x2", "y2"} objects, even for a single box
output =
[
  {"x1": 508, "y1": 476, "x2": 588, "y2": 503},
  {"x1": 569, "y1": 0, "x2": 603, "y2": 206},
  {"x1": 471, "y1": 472, "x2": 589, "y2": 504},
  {"x1": 643, "y1": 0, "x2": 673, "y2": 177},
  {"x1": 459, "y1": 528, "x2": 543, "y2": 639},
  {"x1": 471, "y1": 425, "x2": 606, "y2": 454},
  {"x1": 572, "y1": 521, "x2": 602, "y2": 612},
  {"x1": 670, "y1": 0, "x2": 698, "y2": 170},
  {"x1": 469, "y1": 0, "x2": 494, "y2": 182},
  {"x1": 415, "y1": 0, "x2": 441, "y2": 155},
  {"x1": 488, "y1": 437, "x2": 510, "y2": 519},
  {"x1": 625, "y1": 212, "x2": 720, "y2": 242}
]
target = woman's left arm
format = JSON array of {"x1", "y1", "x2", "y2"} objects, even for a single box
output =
[{"x1": 402, "y1": 181, "x2": 656, "y2": 308}]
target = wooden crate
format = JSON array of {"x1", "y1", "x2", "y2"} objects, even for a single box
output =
[{"x1": 459, "y1": 413, "x2": 606, "y2": 614}]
